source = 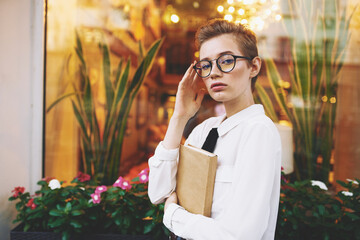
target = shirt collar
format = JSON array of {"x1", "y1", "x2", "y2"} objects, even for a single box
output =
[{"x1": 216, "y1": 104, "x2": 265, "y2": 137}]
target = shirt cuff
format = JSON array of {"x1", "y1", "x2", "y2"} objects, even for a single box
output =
[
  {"x1": 149, "y1": 141, "x2": 179, "y2": 167},
  {"x1": 163, "y1": 203, "x2": 184, "y2": 231}
]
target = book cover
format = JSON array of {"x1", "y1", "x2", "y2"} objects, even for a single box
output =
[{"x1": 176, "y1": 144, "x2": 217, "y2": 217}]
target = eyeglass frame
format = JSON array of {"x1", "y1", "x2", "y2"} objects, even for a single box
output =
[{"x1": 192, "y1": 54, "x2": 253, "y2": 78}]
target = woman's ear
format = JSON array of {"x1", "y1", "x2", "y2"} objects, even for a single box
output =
[{"x1": 249, "y1": 56, "x2": 262, "y2": 78}]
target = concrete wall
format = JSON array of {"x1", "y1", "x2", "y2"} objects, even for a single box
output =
[{"x1": 0, "y1": 0, "x2": 44, "y2": 239}]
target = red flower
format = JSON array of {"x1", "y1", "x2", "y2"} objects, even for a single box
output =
[
  {"x1": 11, "y1": 187, "x2": 25, "y2": 198},
  {"x1": 74, "y1": 172, "x2": 91, "y2": 182},
  {"x1": 26, "y1": 198, "x2": 37, "y2": 210}
]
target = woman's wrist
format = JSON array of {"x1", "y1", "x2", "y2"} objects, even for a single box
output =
[
  {"x1": 162, "y1": 115, "x2": 189, "y2": 149},
  {"x1": 170, "y1": 112, "x2": 191, "y2": 123}
]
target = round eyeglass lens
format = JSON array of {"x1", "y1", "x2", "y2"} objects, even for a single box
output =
[
  {"x1": 218, "y1": 54, "x2": 236, "y2": 72},
  {"x1": 195, "y1": 61, "x2": 211, "y2": 77}
]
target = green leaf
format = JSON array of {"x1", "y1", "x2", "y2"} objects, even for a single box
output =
[
  {"x1": 114, "y1": 58, "x2": 123, "y2": 87},
  {"x1": 83, "y1": 76, "x2": 93, "y2": 131},
  {"x1": 143, "y1": 222, "x2": 154, "y2": 234},
  {"x1": 115, "y1": 59, "x2": 130, "y2": 106},
  {"x1": 70, "y1": 219, "x2": 82, "y2": 228},
  {"x1": 129, "y1": 38, "x2": 163, "y2": 91},
  {"x1": 345, "y1": 212, "x2": 360, "y2": 221},
  {"x1": 71, "y1": 210, "x2": 85, "y2": 216},
  {"x1": 49, "y1": 209, "x2": 64, "y2": 217},
  {"x1": 65, "y1": 202, "x2": 72, "y2": 213},
  {"x1": 46, "y1": 92, "x2": 79, "y2": 113},
  {"x1": 317, "y1": 205, "x2": 325, "y2": 215},
  {"x1": 255, "y1": 82, "x2": 279, "y2": 122},
  {"x1": 62, "y1": 231, "x2": 71, "y2": 240},
  {"x1": 101, "y1": 43, "x2": 114, "y2": 112},
  {"x1": 24, "y1": 223, "x2": 31, "y2": 232},
  {"x1": 71, "y1": 100, "x2": 90, "y2": 144}
]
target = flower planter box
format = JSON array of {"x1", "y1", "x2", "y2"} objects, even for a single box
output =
[{"x1": 10, "y1": 224, "x2": 164, "y2": 240}]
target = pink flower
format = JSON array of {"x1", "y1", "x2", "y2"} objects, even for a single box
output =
[
  {"x1": 113, "y1": 176, "x2": 132, "y2": 190},
  {"x1": 26, "y1": 198, "x2": 37, "y2": 210},
  {"x1": 95, "y1": 185, "x2": 107, "y2": 194},
  {"x1": 11, "y1": 187, "x2": 25, "y2": 198},
  {"x1": 121, "y1": 180, "x2": 132, "y2": 190},
  {"x1": 113, "y1": 176, "x2": 124, "y2": 187},
  {"x1": 138, "y1": 169, "x2": 149, "y2": 183},
  {"x1": 74, "y1": 172, "x2": 91, "y2": 182},
  {"x1": 91, "y1": 193, "x2": 101, "y2": 204}
]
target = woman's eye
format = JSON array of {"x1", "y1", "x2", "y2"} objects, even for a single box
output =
[
  {"x1": 221, "y1": 59, "x2": 234, "y2": 65},
  {"x1": 201, "y1": 64, "x2": 211, "y2": 70}
]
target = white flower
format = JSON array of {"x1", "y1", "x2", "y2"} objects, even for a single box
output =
[
  {"x1": 341, "y1": 191, "x2": 353, "y2": 197},
  {"x1": 48, "y1": 179, "x2": 61, "y2": 190},
  {"x1": 346, "y1": 179, "x2": 359, "y2": 185},
  {"x1": 311, "y1": 180, "x2": 328, "y2": 190}
]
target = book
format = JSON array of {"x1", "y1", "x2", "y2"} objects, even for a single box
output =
[{"x1": 176, "y1": 144, "x2": 217, "y2": 217}]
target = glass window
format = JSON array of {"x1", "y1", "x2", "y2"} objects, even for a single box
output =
[{"x1": 44, "y1": 0, "x2": 360, "y2": 186}]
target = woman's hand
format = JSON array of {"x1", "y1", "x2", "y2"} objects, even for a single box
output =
[
  {"x1": 162, "y1": 63, "x2": 205, "y2": 150},
  {"x1": 165, "y1": 192, "x2": 178, "y2": 212},
  {"x1": 172, "y1": 63, "x2": 205, "y2": 120}
]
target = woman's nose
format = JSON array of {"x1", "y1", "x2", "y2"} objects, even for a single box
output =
[{"x1": 209, "y1": 63, "x2": 222, "y2": 78}]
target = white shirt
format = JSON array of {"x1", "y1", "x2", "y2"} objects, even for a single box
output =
[{"x1": 148, "y1": 104, "x2": 282, "y2": 240}]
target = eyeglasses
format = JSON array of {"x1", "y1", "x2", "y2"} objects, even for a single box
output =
[{"x1": 193, "y1": 54, "x2": 252, "y2": 78}]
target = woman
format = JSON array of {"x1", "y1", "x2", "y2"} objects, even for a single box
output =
[{"x1": 148, "y1": 19, "x2": 282, "y2": 240}]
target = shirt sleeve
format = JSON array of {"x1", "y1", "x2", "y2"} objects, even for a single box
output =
[
  {"x1": 148, "y1": 141, "x2": 179, "y2": 204},
  {"x1": 163, "y1": 122, "x2": 281, "y2": 240},
  {"x1": 147, "y1": 122, "x2": 205, "y2": 204}
]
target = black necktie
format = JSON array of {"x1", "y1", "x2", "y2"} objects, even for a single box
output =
[{"x1": 201, "y1": 128, "x2": 219, "y2": 153}]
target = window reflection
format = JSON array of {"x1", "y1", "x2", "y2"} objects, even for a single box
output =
[{"x1": 45, "y1": 0, "x2": 360, "y2": 185}]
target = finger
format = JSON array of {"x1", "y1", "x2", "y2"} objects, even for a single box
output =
[
  {"x1": 181, "y1": 63, "x2": 195, "y2": 84},
  {"x1": 191, "y1": 69, "x2": 201, "y2": 87},
  {"x1": 195, "y1": 88, "x2": 206, "y2": 106}
]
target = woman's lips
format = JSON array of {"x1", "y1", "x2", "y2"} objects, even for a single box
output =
[{"x1": 211, "y1": 82, "x2": 227, "y2": 91}]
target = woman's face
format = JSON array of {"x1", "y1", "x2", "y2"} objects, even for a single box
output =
[{"x1": 199, "y1": 34, "x2": 258, "y2": 106}]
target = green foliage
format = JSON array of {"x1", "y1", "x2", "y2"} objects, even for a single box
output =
[
  {"x1": 47, "y1": 33, "x2": 163, "y2": 185},
  {"x1": 9, "y1": 171, "x2": 167, "y2": 240},
  {"x1": 256, "y1": 0, "x2": 355, "y2": 183},
  {"x1": 276, "y1": 174, "x2": 360, "y2": 240}
]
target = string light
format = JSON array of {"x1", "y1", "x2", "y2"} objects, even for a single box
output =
[
  {"x1": 238, "y1": 8, "x2": 245, "y2": 15},
  {"x1": 217, "y1": 0, "x2": 281, "y2": 31},
  {"x1": 170, "y1": 14, "x2": 180, "y2": 23},
  {"x1": 225, "y1": 14, "x2": 233, "y2": 21},
  {"x1": 217, "y1": 5, "x2": 224, "y2": 13}
]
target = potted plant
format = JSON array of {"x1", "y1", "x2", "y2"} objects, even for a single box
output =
[
  {"x1": 47, "y1": 33, "x2": 163, "y2": 185},
  {"x1": 255, "y1": 0, "x2": 355, "y2": 183},
  {"x1": 9, "y1": 168, "x2": 168, "y2": 240}
]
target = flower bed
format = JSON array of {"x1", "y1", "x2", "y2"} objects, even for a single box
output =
[
  {"x1": 9, "y1": 168, "x2": 359, "y2": 239},
  {"x1": 9, "y1": 169, "x2": 167, "y2": 240},
  {"x1": 277, "y1": 171, "x2": 360, "y2": 239}
]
